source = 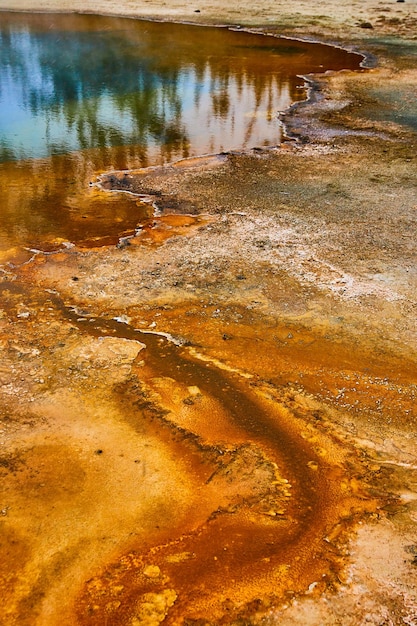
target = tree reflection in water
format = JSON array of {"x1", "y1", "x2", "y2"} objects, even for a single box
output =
[{"x1": 0, "y1": 12, "x2": 361, "y2": 251}]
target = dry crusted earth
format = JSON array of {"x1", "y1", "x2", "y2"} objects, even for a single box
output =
[{"x1": 1, "y1": 1, "x2": 417, "y2": 625}]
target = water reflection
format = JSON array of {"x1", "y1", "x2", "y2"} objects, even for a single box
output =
[
  {"x1": 0, "y1": 12, "x2": 361, "y2": 252},
  {"x1": 0, "y1": 151, "x2": 154, "y2": 255}
]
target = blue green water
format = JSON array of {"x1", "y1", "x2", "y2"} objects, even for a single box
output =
[{"x1": 0, "y1": 13, "x2": 362, "y2": 163}]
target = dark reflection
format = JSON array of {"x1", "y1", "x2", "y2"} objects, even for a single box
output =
[
  {"x1": 0, "y1": 12, "x2": 362, "y2": 253},
  {"x1": 0, "y1": 150, "x2": 155, "y2": 254}
]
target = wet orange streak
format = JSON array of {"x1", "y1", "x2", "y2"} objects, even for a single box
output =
[{"x1": 43, "y1": 303, "x2": 364, "y2": 624}]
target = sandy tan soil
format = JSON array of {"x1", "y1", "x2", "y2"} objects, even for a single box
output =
[
  {"x1": 1, "y1": 0, "x2": 417, "y2": 625},
  {"x1": 1, "y1": 0, "x2": 417, "y2": 40}
]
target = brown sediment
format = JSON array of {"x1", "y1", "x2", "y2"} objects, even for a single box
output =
[
  {"x1": 3, "y1": 129, "x2": 417, "y2": 623},
  {"x1": 0, "y1": 278, "x2": 379, "y2": 625},
  {"x1": 61, "y1": 308, "x2": 370, "y2": 623}
]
